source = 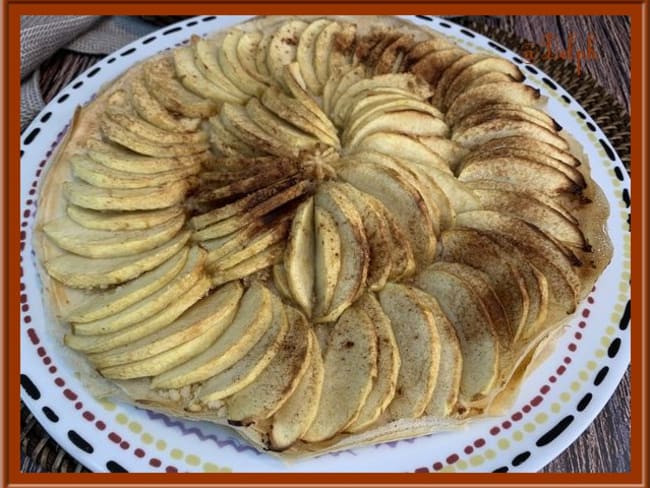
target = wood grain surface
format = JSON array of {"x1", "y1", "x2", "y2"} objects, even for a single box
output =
[{"x1": 25, "y1": 15, "x2": 631, "y2": 474}]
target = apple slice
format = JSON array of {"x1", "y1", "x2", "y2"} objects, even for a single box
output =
[
  {"x1": 453, "y1": 104, "x2": 558, "y2": 133},
  {"x1": 373, "y1": 34, "x2": 416, "y2": 75},
  {"x1": 324, "y1": 65, "x2": 367, "y2": 120},
  {"x1": 403, "y1": 36, "x2": 455, "y2": 66},
  {"x1": 90, "y1": 281, "x2": 243, "y2": 370},
  {"x1": 313, "y1": 205, "x2": 342, "y2": 318},
  {"x1": 433, "y1": 53, "x2": 492, "y2": 108},
  {"x1": 313, "y1": 183, "x2": 369, "y2": 323},
  {"x1": 414, "y1": 265, "x2": 499, "y2": 405},
  {"x1": 210, "y1": 243, "x2": 284, "y2": 287},
  {"x1": 297, "y1": 19, "x2": 332, "y2": 95},
  {"x1": 225, "y1": 305, "x2": 313, "y2": 424},
  {"x1": 66, "y1": 246, "x2": 189, "y2": 324},
  {"x1": 284, "y1": 197, "x2": 315, "y2": 317},
  {"x1": 283, "y1": 63, "x2": 337, "y2": 134},
  {"x1": 67, "y1": 205, "x2": 182, "y2": 232},
  {"x1": 313, "y1": 21, "x2": 343, "y2": 86},
  {"x1": 143, "y1": 57, "x2": 217, "y2": 118},
  {"x1": 302, "y1": 306, "x2": 377, "y2": 442},
  {"x1": 151, "y1": 281, "x2": 273, "y2": 389},
  {"x1": 409, "y1": 47, "x2": 467, "y2": 88},
  {"x1": 191, "y1": 36, "x2": 249, "y2": 103},
  {"x1": 452, "y1": 119, "x2": 570, "y2": 151},
  {"x1": 218, "y1": 30, "x2": 268, "y2": 96},
  {"x1": 245, "y1": 97, "x2": 318, "y2": 150},
  {"x1": 255, "y1": 33, "x2": 273, "y2": 79},
  {"x1": 378, "y1": 283, "x2": 440, "y2": 420},
  {"x1": 70, "y1": 245, "x2": 206, "y2": 335},
  {"x1": 43, "y1": 211, "x2": 185, "y2": 259},
  {"x1": 207, "y1": 115, "x2": 259, "y2": 157},
  {"x1": 43, "y1": 230, "x2": 190, "y2": 289},
  {"x1": 236, "y1": 30, "x2": 272, "y2": 84},
  {"x1": 346, "y1": 293, "x2": 400, "y2": 431},
  {"x1": 471, "y1": 135, "x2": 581, "y2": 168},
  {"x1": 63, "y1": 179, "x2": 189, "y2": 212},
  {"x1": 266, "y1": 20, "x2": 309, "y2": 88},
  {"x1": 272, "y1": 263, "x2": 292, "y2": 301},
  {"x1": 194, "y1": 293, "x2": 289, "y2": 402},
  {"x1": 269, "y1": 329, "x2": 324, "y2": 450}
]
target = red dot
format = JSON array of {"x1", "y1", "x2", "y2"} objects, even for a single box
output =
[
  {"x1": 83, "y1": 411, "x2": 95, "y2": 421},
  {"x1": 134, "y1": 449, "x2": 145, "y2": 458},
  {"x1": 464, "y1": 446, "x2": 473, "y2": 455},
  {"x1": 20, "y1": 283, "x2": 25, "y2": 291},
  {"x1": 568, "y1": 343, "x2": 577, "y2": 352},
  {"x1": 54, "y1": 377, "x2": 65, "y2": 387},
  {"x1": 75, "y1": 402, "x2": 83, "y2": 409},
  {"x1": 21, "y1": 304, "x2": 29, "y2": 312},
  {"x1": 149, "y1": 458, "x2": 162, "y2": 468},
  {"x1": 120, "y1": 441, "x2": 130, "y2": 450},
  {"x1": 29, "y1": 189, "x2": 36, "y2": 195},
  {"x1": 27, "y1": 328, "x2": 39, "y2": 345},
  {"x1": 48, "y1": 366, "x2": 57, "y2": 373},
  {"x1": 540, "y1": 385, "x2": 551, "y2": 394},
  {"x1": 530, "y1": 395, "x2": 543, "y2": 407},
  {"x1": 24, "y1": 315, "x2": 32, "y2": 324},
  {"x1": 20, "y1": 294, "x2": 27, "y2": 303},
  {"x1": 557, "y1": 365, "x2": 567, "y2": 375},
  {"x1": 489, "y1": 427, "x2": 500, "y2": 436},
  {"x1": 166, "y1": 466, "x2": 178, "y2": 473},
  {"x1": 549, "y1": 376, "x2": 557, "y2": 383},
  {"x1": 37, "y1": 347, "x2": 46, "y2": 357},
  {"x1": 502, "y1": 421, "x2": 512, "y2": 429},
  {"x1": 43, "y1": 357, "x2": 51, "y2": 365},
  {"x1": 564, "y1": 357, "x2": 572, "y2": 364},
  {"x1": 522, "y1": 405, "x2": 532, "y2": 413},
  {"x1": 582, "y1": 309, "x2": 591, "y2": 318},
  {"x1": 108, "y1": 433, "x2": 121, "y2": 443},
  {"x1": 587, "y1": 296, "x2": 594, "y2": 304},
  {"x1": 511, "y1": 412, "x2": 523, "y2": 422},
  {"x1": 474, "y1": 438, "x2": 486, "y2": 448},
  {"x1": 574, "y1": 332, "x2": 582, "y2": 339},
  {"x1": 433, "y1": 462, "x2": 444, "y2": 471},
  {"x1": 63, "y1": 389, "x2": 78, "y2": 400},
  {"x1": 96, "y1": 421, "x2": 106, "y2": 431}
]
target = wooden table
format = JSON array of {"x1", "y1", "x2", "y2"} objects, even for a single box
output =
[{"x1": 26, "y1": 15, "x2": 631, "y2": 474}]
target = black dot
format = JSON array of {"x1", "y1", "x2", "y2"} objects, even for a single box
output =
[
  {"x1": 187, "y1": 20, "x2": 198, "y2": 26},
  {"x1": 460, "y1": 29, "x2": 476, "y2": 38},
  {"x1": 614, "y1": 166, "x2": 625, "y2": 181},
  {"x1": 594, "y1": 366, "x2": 609, "y2": 386},
  {"x1": 561, "y1": 94, "x2": 571, "y2": 104},
  {"x1": 541, "y1": 77, "x2": 557, "y2": 90},
  {"x1": 576, "y1": 111, "x2": 586, "y2": 119},
  {"x1": 607, "y1": 338, "x2": 621, "y2": 358},
  {"x1": 163, "y1": 26, "x2": 182, "y2": 35},
  {"x1": 143, "y1": 36, "x2": 157, "y2": 45},
  {"x1": 107, "y1": 58, "x2": 116, "y2": 64},
  {"x1": 525, "y1": 65, "x2": 538, "y2": 74},
  {"x1": 21, "y1": 374, "x2": 40, "y2": 400},
  {"x1": 493, "y1": 466, "x2": 509, "y2": 472},
  {"x1": 512, "y1": 451, "x2": 531, "y2": 466},
  {"x1": 416, "y1": 15, "x2": 433, "y2": 21},
  {"x1": 599, "y1": 139, "x2": 616, "y2": 161},
  {"x1": 488, "y1": 41, "x2": 506, "y2": 53},
  {"x1": 87, "y1": 67, "x2": 101, "y2": 78},
  {"x1": 120, "y1": 47, "x2": 136, "y2": 57},
  {"x1": 586, "y1": 121, "x2": 596, "y2": 132},
  {"x1": 576, "y1": 392, "x2": 592, "y2": 412},
  {"x1": 619, "y1": 301, "x2": 630, "y2": 330},
  {"x1": 536, "y1": 415, "x2": 575, "y2": 447},
  {"x1": 202, "y1": 16, "x2": 217, "y2": 22},
  {"x1": 106, "y1": 461, "x2": 128, "y2": 472},
  {"x1": 438, "y1": 22, "x2": 451, "y2": 28},
  {"x1": 57, "y1": 93, "x2": 70, "y2": 103},
  {"x1": 622, "y1": 188, "x2": 630, "y2": 208},
  {"x1": 42, "y1": 406, "x2": 59, "y2": 422},
  {"x1": 72, "y1": 81, "x2": 83, "y2": 89},
  {"x1": 20, "y1": 149, "x2": 24, "y2": 157},
  {"x1": 68, "y1": 430, "x2": 94, "y2": 453},
  {"x1": 512, "y1": 56, "x2": 523, "y2": 64},
  {"x1": 40, "y1": 112, "x2": 52, "y2": 123},
  {"x1": 23, "y1": 127, "x2": 40, "y2": 145}
]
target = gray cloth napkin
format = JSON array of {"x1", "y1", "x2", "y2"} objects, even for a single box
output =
[{"x1": 20, "y1": 16, "x2": 159, "y2": 130}]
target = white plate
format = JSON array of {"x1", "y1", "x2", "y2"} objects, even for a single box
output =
[{"x1": 20, "y1": 15, "x2": 631, "y2": 473}]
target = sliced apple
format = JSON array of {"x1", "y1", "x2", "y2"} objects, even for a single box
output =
[
  {"x1": 269, "y1": 329, "x2": 324, "y2": 450},
  {"x1": 433, "y1": 53, "x2": 492, "y2": 109},
  {"x1": 409, "y1": 47, "x2": 467, "y2": 88},
  {"x1": 296, "y1": 19, "x2": 332, "y2": 95},
  {"x1": 324, "y1": 65, "x2": 367, "y2": 120},
  {"x1": 302, "y1": 306, "x2": 377, "y2": 442},
  {"x1": 191, "y1": 36, "x2": 249, "y2": 103},
  {"x1": 70, "y1": 245, "x2": 206, "y2": 335},
  {"x1": 454, "y1": 104, "x2": 558, "y2": 133},
  {"x1": 218, "y1": 29, "x2": 268, "y2": 96},
  {"x1": 452, "y1": 119, "x2": 570, "y2": 151},
  {"x1": 90, "y1": 281, "x2": 243, "y2": 369},
  {"x1": 207, "y1": 114, "x2": 259, "y2": 157},
  {"x1": 313, "y1": 183, "x2": 369, "y2": 323},
  {"x1": 472, "y1": 135, "x2": 581, "y2": 168},
  {"x1": 346, "y1": 293, "x2": 400, "y2": 431},
  {"x1": 236, "y1": 30, "x2": 272, "y2": 84},
  {"x1": 67, "y1": 205, "x2": 182, "y2": 232},
  {"x1": 284, "y1": 197, "x2": 315, "y2": 317},
  {"x1": 43, "y1": 230, "x2": 190, "y2": 289},
  {"x1": 151, "y1": 281, "x2": 273, "y2": 388},
  {"x1": 266, "y1": 20, "x2": 309, "y2": 88},
  {"x1": 194, "y1": 293, "x2": 289, "y2": 402},
  {"x1": 374, "y1": 34, "x2": 416, "y2": 75},
  {"x1": 313, "y1": 21, "x2": 343, "y2": 86},
  {"x1": 272, "y1": 263, "x2": 292, "y2": 301},
  {"x1": 313, "y1": 205, "x2": 341, "y2": 318},
  {"x1": 255, "y1": 33, "x2": 273, "y2": 79},
  {"x1": 414, "y1": 265, "x2": 499, "y2": 405},
  {"x1": 210, "y1": 243, "x2": 284, "y2": 287},
  {"x1": 225, "y1": 305, "x2": 313, "y2": 423},
  {"x1": 378, "y1": 283, "x2": 439, "y2": 420},
  {"x1": 63, "y1": 179, "x2": 189, "y2": 212},
  {"x1": 403, "y1": 37, "x2": 455, "y2": 66},
  {"x1": 283, "y1": 63, "x2": 337, "y2": 134}
]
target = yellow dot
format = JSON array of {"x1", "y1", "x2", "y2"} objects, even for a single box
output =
[
  {"x1": 614, "y1": 303, "x2": 625, "y2": 312},
  {"x1": 560, "y1": 392, "x2": 571, "y2": 402},
  {"x1": 498, "y1": 438, "x2": 510, "y2": 450},
  {"x1": 440, "y1": 466, "x2": 456, "y2": 473},
  {"x1": 551, "y1": 402, "x2": 561, "y2": 413},
  {"x1": 601, "y1": 337, "x2": 611, "y2": 347},
  {"x1": 618, "y1": 293, "x2": 628, "y2": 302},
  {"x1": 156, "y1": 440, "x2": 166, "y2": 451},
  {"x1": 587, "y1": 360, "x2": 598, "y2": 370},
  {"x1": 185, "y1": 454, "x2": 201, "y2": 466},
  {"x1": 595, "y1": 349, "x2": 606, "y2": 358},
  {"x1": 470, "y1": 455, "x2": 484, "y2": 467},
  {"x1": 456, "y1": 460, "x2": 468, "y2": 470},
  {"x1": 571, "y1": 381, "x2": 581, "y2": 392},
  {"x1": 128, "y1": 422, "x2": 142, "y2": 434},
  {"x1": 524, "y1": 422, "x2": 536, "y2": 433},
  {"x1": 115, "y1": 413, "x2": 128, "y2": 425},
  {"x1": 484, "y1": 449, "x2": 497, "y2": 460},
  {"x1": 141, "y1": 433, "x2": 153, "y2": 444},
  {"x1": 170, "y1": 449, "x2": 183, "y2": 460},
  {"x1": 535, "y1": 413, "x2": 548, "y2": 424},
  {"x1": 606, "y1": 326, "x2": 616, "y2": 336},
  {"x1": 610, "y1": 313, "x2": 620, "y2": 323},
  {"x1": 100, "y1": 400, "x2": 116, "y2": 411},
  {"x1": 513, "y1": 430, "x2": 523, "y2": 442},
  {"x1": 579, "y1": 371, "x2": 589, "y2": 381},
  {"x1": 203, "y1": 462, "x2": 220, "y2": 472}
]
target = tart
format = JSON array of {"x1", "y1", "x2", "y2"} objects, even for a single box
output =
[{"x1": 33, "y1": 15, "x2": 613, "y2": 458}]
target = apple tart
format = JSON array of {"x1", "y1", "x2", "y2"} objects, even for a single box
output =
[{"x1": 33, "y1": 15, "x2": 613, "y2": 457}]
